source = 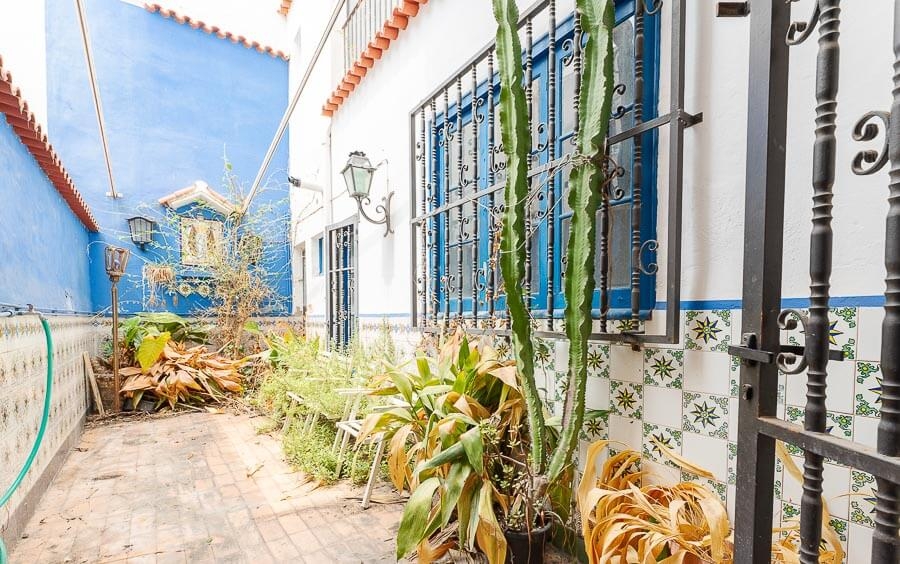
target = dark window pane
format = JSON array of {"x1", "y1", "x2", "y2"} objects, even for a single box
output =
[{"x1": 609, "y1": 204, "x2": 631, "y2": 287}]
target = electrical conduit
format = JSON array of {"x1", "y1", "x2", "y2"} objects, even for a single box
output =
[{"x1": 0, "y1": 317, "x2": 54, "y2": 564}]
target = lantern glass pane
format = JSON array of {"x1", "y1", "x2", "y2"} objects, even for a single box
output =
[{"x1": 352, "y1": 166, "x2": 373, "y2": 198}]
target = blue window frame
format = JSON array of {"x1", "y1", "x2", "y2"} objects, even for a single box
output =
[{"x1": 428, "y1": 0, "x2": 660, "y2": 321}]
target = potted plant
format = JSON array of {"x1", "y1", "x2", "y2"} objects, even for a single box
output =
[{"x1": 490, "y1": 0, "x2": 615, "y2": 558}]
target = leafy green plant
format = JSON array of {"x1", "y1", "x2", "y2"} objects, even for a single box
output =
[
  {"x1": 120, "y1": 312, "x2": 211, "y2": 368},
  {"x1": 359, "y1": 332, "x2": 523, "y2": 563}
]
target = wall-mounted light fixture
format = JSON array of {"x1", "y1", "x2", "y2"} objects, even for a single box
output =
[
  {"x1": 127, "y1": 216, "x2": 155, "y2": 250},
  {"x1": 340, "y1": 151, "x2": 393, "y2": 237}
]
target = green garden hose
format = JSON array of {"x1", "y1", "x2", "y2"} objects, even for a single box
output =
[{"x1": 0, "y1": 316, "x2": 53, "y2": 564}]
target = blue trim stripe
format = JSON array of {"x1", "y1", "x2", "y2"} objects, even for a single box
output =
[{"x1": 654, "y1": 295, "x2": 885, "y2": 311}]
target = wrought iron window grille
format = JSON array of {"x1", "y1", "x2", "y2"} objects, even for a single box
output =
[
  {"x1": 409, "y1": 0, "x2": 701, "y2": 346},
  {"x1": 326, "y1": 218, "x2": 358, "y2": 350}
]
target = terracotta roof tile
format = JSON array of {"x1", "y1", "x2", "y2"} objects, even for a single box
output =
[
  {"x1": 322, "y1": 0, "x2": 429, "y2": 117},
  {"x1": 279, "y1": 0, "x2": 293, "y2": 16},
  {"x1": 144, "y1": 3, "x2": 289, "y2": 61},
  {"x1": 0, "y1": 56, "x2": 99, "y2": 232}
]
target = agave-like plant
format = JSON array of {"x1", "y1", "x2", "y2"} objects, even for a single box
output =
[
  {"x1": 492, "y1": 0, "x2": 615, "y2": 495},
  {"x1": 359, "y1": 332, "x2": 525, "y2": 562}
]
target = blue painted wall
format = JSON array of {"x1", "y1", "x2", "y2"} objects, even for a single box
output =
[
  {"x1": 0, "y1": 116, "x2": 93, "y2": 312},
  {"x1": 46, "y1": 0, "x2": 291, "y2": 315}
]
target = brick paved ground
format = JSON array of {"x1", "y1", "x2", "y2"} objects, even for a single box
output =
[{"x1": 9, "y1": 412, "x2": 404, "y2": 563}]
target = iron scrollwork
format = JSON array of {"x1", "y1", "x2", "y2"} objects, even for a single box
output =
[
  {"x1": 851, "y1": 110, "x2": 890, "y2": 176},
  {"x1": 775, "y1": 309, "x2": 810, "y2": 375}
]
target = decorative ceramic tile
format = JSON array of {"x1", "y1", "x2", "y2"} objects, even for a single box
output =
[
  {"x1": 854, "y1": 361, "x2": 882, "y2": 419},
  {"x1": 580, "y1": 411, "x2": 609, "y2": 442},
  {"x1": 853, "y1": 415, "x2": 879, "y2": 449},
  {"x1": 783, "y1": 358, "x2": 855, "y2": 415},
  {"x1": 492, "y1": 335, "x2": 511, "y2": 360},
  {"x1": 682, "y1": 432, "x2": 728, "y2": 483},
  {"x1": 774, "y1": 457, "x2": 784, "y2": 500},
  {"x1": 683, "y1": 350, "x2": 731, "y2": 396},
  {"x1": 781, "y1": 456, "x2": 851, "y2": 519},
  {"x1": 856, "y1": 307, "x2": 883, "y2": 362},
  {"x1": 727, "y1": 441, "x2": 737, "y2": 485},
  {"x1": 642, "y1": 423, "x2": 682, "y2": 468},
  {"x1": 849, "y1": 469, "x2": 877, "y2": 528},
  {"x1": 643, "y1": 348, "x2": 683, "y2": 388},
  {"x1": 608, "y1": 414, "x2": 642, "y2": 452},
  {"x1": 584, "y1": 377, "x2": 610, "y2": 412},
  {"x1": 681, "y1": 470, "x2": 727, "y2": 504},
  {"x1": 829, "y1": 307, "x2": 859, "y2": 361},
  {"x1": 610, "y1": 318, "x2": 644, "y2": 334},
  {"x1": 586, "y1": 342, "x2": 610, "y2": 378},
  {"x1": 847, "y1": 522, "x2": 873, "y2": 563},
  {"x1": 609, "y1": 345, "x2": 643, "y2": 383},
  {"x1": 610, "y1": 380, "x2": 642, "y2": 419},
  {"x1": 684, "y1": 310, "x2": 732, "y2": 352},
  {"x1": 643, "y1": 385, "x2": 682, "y2": 429},
  {"x1": 784, "y1": 405, "x2": 853, "y2": 459},
  {"x1": 533, "y1": 337, "x2": 555, "y2": 368},
  {"x1": 729, "y1": 353, "x2": 741, "y2": 397},
  {"x1": 781, "y1": 501, "x2": 801, "y2": 524},
  {"x1": 553, "y1": 339, "x2": 570, "y2": 372},
  {"x1": 682, "y1": 391, "x2": 729, "y2": 440}
]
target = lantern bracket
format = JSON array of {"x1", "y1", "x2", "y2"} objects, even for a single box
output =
[{"x1": 353, "y1": 191, "x2": 394, "y2": 236}]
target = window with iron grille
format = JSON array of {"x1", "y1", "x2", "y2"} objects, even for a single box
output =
[
  {"x1": 411, "y1": 0, "x2": 663, "y2": 332},
  {"x1": 411, "y1": 0, "x2": 697, "y2": 344}
]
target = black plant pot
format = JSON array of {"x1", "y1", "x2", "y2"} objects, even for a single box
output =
[{"x1": 504, "y1": 520, "x2": 551, "y2": 564}]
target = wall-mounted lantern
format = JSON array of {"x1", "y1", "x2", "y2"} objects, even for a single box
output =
[
  {"x1": 127, "y1": 216, "x2": 156, "y2": 250},
  {"x1": 104, "y1": 245, "x2": 130, "y2": 412},
  {"x1": 340, "y1": 151, "x2": 393, "y2": 236}
]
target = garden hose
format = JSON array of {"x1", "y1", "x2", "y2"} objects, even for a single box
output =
[{"x1": 0, "y1": 316, "x2": 53, "y2": 564}]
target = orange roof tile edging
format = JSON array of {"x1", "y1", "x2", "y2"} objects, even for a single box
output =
[
  {"x1": 0, "y1": 56, "x2": 99, "y2": 232},
  {"x1": 279, "y1": 0, "x2": 293, "y2": 16},
  {"x1": 322, "y1": 0, "x2": 428, "y2": 117},
  {"x1": 144, "y1": 3, "x2": 289, "y2": 61}
]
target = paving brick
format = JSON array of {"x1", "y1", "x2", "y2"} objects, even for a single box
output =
[{"x1": 8, "y1": 412, "x2": 401, "y2": 563}]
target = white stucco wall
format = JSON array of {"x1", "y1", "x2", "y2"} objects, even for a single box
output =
[
  {"x1": 289, "y1": 0, "x2": 893, "y2": 320},
  {"x1": 285, "y1": 2, "x2": 895, "y2": 557},
  {"x1": 0, "y1": 0, "x2": 48, "y2": 129}
]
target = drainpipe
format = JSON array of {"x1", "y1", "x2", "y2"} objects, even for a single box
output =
[{"x1": 325, "y1": 125, "x2": 334, "y2": 225}]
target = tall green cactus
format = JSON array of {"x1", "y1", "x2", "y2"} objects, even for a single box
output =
[
  {"x1": 548, "y1": 0, "x2": 615, "y2": 482},
  {"x1": 492, "y1": 0, "x2": 546, "y2": 474},
  {"x1": 492, "y1": 0, "x2": 615, "y2": 485}
]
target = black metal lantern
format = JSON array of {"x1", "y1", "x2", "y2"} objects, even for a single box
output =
[
  {"x1": 104, "y1": 244, "x2": 130, "y2": 412},
  {"x1": 127, "y1": 216, "x2": 155, "y2": 249},
  {"x1": 104, "y1": 245, "x2": 130, "y2": 282},
  {"x1": 340, "y1": 151, "x2": 393, "y2": 236}
]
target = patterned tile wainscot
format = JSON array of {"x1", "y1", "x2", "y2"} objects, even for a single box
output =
[{"x1": 0, "y1": 316, "x2": 103, "y2": 550}]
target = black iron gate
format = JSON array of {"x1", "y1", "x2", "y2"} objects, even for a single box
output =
[
  {"x1": 730, "y1": 0, "x2": 900, "y2": 562},
  {"x1": 326, "y1": 218, "x2": 357, "y2": 349}
]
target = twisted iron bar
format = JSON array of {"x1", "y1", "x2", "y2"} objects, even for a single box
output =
[
  {"x1": 872, "y1": 2, "x2": 900, "y2": 559},
  {"x1": 792, "y1": 1, "x2": 840, "y2": 561}
]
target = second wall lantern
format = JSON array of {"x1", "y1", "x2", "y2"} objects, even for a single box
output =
[{"x1": 340, "y1": 151, "x2": 393, "y2": 236}]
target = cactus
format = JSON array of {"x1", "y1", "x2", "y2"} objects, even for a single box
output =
[{"x1": 492, "y1": 0, "x2": 615, "y2": 484}]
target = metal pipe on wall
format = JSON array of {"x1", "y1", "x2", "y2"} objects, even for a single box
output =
[
  {"x1": 73, "y1": 0, "x2": 119, "y2": 199},
  {"x1": 242, "y1": 0, "x2": 348, "y2": 217}
]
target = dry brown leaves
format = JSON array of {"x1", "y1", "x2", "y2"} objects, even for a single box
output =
[{"x1": 120, "y1": 341, "x2": 245, "y2": 408}]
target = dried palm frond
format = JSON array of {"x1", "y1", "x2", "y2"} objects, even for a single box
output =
[
  {"x1": 120, "y1": 341, "x2": 245, "y2": 408},
  {"x1": 577, "y1": 440, "x2": 733, "y2": 564},
  {"x1": 772, "y1": 441, "x2": 845, "y2": 563}
]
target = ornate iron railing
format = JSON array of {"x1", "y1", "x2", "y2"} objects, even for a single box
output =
[
  {"x1": 408, "y1": 0, "x2": 700, "y2": 345},
  {"x1": 342, "y1": 0, "x2": 403, "y2": 72},
  {"x1": 728, "y1": 1, "x2": 900, "y2": 561}
]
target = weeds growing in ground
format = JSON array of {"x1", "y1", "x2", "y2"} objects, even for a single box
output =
[{"x1": 254, "y1": 324, "x2": 398, "y2": 485}]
